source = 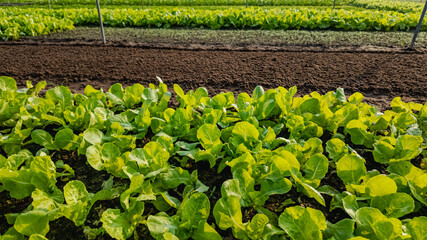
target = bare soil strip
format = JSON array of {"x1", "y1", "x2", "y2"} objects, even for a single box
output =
[{"x1": 0, "y1": 43, "x2": 426, "y2": 110}]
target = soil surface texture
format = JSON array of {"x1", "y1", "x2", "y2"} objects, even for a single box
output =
[{"x1": 0, "y1": 42, "x2": 426, "y2": 110}]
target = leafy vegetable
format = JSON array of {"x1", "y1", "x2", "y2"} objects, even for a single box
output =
[
  {"x1": 0, "y1": 77, "x2": 425, "y2": 239},
  {"x1": 278, "y1": 206, "x2": 327, "y2": 240}
]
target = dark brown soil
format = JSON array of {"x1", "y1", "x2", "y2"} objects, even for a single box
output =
[
  {"x1": 0, "y1": 192, "x2": 32, "y2": 235},
  {"x1": 0, "y1": 42, "x2": 426, "y2": 111},
  {"x1": 51, "y1": 150, "x2": 112, "y2": 193}
]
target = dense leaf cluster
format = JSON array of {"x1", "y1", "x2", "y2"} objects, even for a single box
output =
[
  {"x1": 2, "y1": 4, "x2": 427, "y2": 40},
  {"x1": 7, "y1": 0, "x2": 425, "y2": 11},
  {"x1": 348, "y1": 0, "x2": 424, "y2": 14},
  {"x1": 5, "y1": 0, "x2": 349, "y2": 7},
  {"x1": 0, "y1": 76, "x2": 426, "y2": 240},
  {"x1": 0, "y1": 10, "x2": 74, "y2": 40}
]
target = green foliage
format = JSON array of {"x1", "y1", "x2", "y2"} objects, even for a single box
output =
[
  {"x1": 14, "y1": 210, "x2": 50, "y2": 236},
  {"x1": 349, "y1": 0, "x2": 424, "y2": 13},
  {"x1": 323, "y1": 219, "x2": 355, "y2": 240},
  {"x1": 370, "y1": 193, "x2": 415, "y2": 218},
  {"x1": 0, "y1": 77, "x2": 426, "y2": 239},
  {"x1": 148, "y1": 192, "x2": 220, "y2": 239},
  {"x1": 404, "y1": 216, "x2": 427, "y2": 240},
  {"x1": 14, "y1": 0, "x2": 347, "y2": 7},
  {"x1": 101, "y1": 202, "x2": 145, "y2": 240},
  {"x1": 336, "y1": 155, "x2": 366, "y2": 185},
  {"x1": 355, "y1": 207, "x2": 405, "y2": 239},
  {"x1": 0, "y1": 12, "x2": 74, "y2": 40},
  {"x1": 2, "y1": 5, "x2": 427, "y2": 40},
  {"x1": 278, "y1": 206, "x2": 327, "y2": 240},
  {"x1": 366, "y1": 175, "x2": 397, "y2": 197}
]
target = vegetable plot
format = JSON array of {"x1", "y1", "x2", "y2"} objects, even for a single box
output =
[
  {"x1": 0, "y1": 76, "x2": 426, "y2": 239},
  {"x1": 2, "y1": 7, "x2": 427, "y2": 40},
  {"x1": 349, "y1": 0, "x2": 424, "y2": 13},
  {"x1": 0, "y1": 12, "x2": 74, "y2": 40},
  {"x1": 7, "y1": 0, "x2": 346, "y2": 7}
]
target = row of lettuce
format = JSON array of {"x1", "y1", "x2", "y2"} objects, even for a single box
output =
[
  {"x1": 2, "y1": 7, "x2": 427, "y2": 40},
  {"x1": 349, "y1": 0, "x2": 425, "y2": 13},
  {"x1": 0, "y1": 76, "x2": 426, "y2": 239},
  {"x1": 0, "y1": 0, "x2": 368, "y2": 7},
  {"x1": 7, "y1": 0, "x2": 426, "y2": 10}
]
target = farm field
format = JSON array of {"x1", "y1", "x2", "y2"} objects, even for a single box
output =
[
  {"x1": 1, "y1": 0, "x2": 427, "y2": 240},
  {"x1": 14, "y1": 26, "x2": 427, "y2": 48},
  {"x1": 1, "y1": 43, "x2": 426, "y2": 110},
  {"x1": 2, "y1": 0, "x2": 427, "y2": 40}
]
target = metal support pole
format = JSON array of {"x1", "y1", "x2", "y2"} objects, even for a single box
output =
[
  {"x1": 246, "y1": 0, "x2": 248, "y2": 8},
  {"x1": 142, "y1": 0, "x2": 144, "y2": 9},
  {"x1": 48, "y1": 0, "x2": 51, "y2": 9},
  {"x1": 96, "y1": 0, "x2": 106, "y2": 44},
  {"x1": 333, "y1": 0, "x2": 336, "y2": 9},
  {"x1": 410, "y1": 0, "x2": 427, "y2": 49}
]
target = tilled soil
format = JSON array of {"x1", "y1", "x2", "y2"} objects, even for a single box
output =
[{"x1": 0, "y1": 42, "x2": 426, "y2": 110}]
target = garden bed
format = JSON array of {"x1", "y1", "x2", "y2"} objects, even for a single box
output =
[{"x1": 0, "y1": 41, "x2": 426, "y2": 239}]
